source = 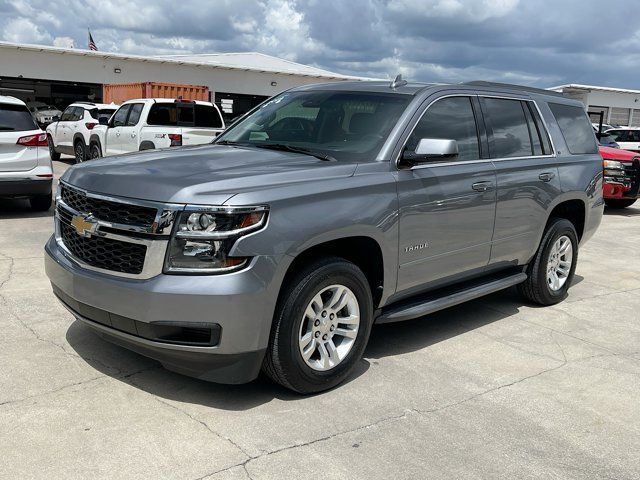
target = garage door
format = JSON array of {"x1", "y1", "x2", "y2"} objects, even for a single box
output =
[
  {"x1": 631, "y1": 109, "x2": 640, "y2": 127},
  {"x1": 610, "y1": 107, "x2": 631, "y2": 126}
]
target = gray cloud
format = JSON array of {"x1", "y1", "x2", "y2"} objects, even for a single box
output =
[{"x1": 1, "y1": 0, "x2": 640, "y2": 88}]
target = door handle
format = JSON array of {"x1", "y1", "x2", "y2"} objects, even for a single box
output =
[
  {"x1": 539, "y1": 172, "x2": 555, "y2": 182},
  {"x1": 471, "y1": 181, "x2": 493, "y2": 192},
  {"x1": 115, "y1": 132, "x2": 120, "y2": 137},
  {"x1": 131, "y1": 133, "x2": 136, "y2": 138}
]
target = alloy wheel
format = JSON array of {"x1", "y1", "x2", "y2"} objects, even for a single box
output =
[{"x1": 546, "y1": 235, "x2": 573, "y2": 291}]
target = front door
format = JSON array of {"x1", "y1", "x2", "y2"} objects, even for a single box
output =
[
  {"x1": 105, "y1": 104, "x2": 131, "y2": 156},
  {"x1": 119, "y1": 103, "x2": 144, "y2": 153},
  {"x1": 396, "y1": 95, "x2": 497, "y2": 294}
]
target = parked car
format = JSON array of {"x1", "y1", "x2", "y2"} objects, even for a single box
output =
[
  {"x1": 603, "y1": 127, "x2": 640, "y2": 152},
  {"x1": 46, "y1": 102, "x2": 119, "y2": 163},
  {"x1": 45, "y1": 80, "x2": 603, "y2": 393},
  {"x1": 597, "y1": 132, "x2": 619, "y2": 148},
  {"x1": 27, "y1": 102, "x2": 62, "y2": 128},
  {"x1": 599, "y1": 145, "x2": 640, "y2": 208},
  {"x1": 88, "y1": 98, "x2": 225, "y2": 158},
  {"x1": 0, "y1": 96, "x2": 53, "y2": 211}
]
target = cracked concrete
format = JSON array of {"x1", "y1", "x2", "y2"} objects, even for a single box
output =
[{"x1": 1, "y1": 159, "x2": 640, "y2": 479}]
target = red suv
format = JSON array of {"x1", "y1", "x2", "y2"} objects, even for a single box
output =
[{"x1": 599, "y1": 146, "x2": 640, "y2": 208}]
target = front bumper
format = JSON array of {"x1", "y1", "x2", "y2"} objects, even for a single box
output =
[
  {"x1": 45, "y1": 235, "x2": 287, "y2": 384},
  {"x1": 603, "y1": 159, "x2": 640, "y2": 199}
]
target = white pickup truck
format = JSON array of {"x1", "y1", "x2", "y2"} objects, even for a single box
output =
[{"x1": 89, "y1": 98, "x2": 225, "y2": 158}]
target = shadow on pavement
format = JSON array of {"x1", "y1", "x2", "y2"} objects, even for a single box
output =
[
  {"x1": 604, "y1": 206, "x2": 640, "y2": 217},
  {"x1": 65, "y1": 286, "x2": 535, "y2": 409},
  {"x1": 0, "y1": 198, "x2": 53, "y2": 220}
]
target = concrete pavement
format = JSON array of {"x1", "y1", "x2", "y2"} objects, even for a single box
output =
[{"x1": 1, "y1": 159, "x2": 639, "y2": 479}]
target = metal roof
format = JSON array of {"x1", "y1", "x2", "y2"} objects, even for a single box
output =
[
  {"x1": 549, "y1": 84, "x2": 640, "y2": 96},
  {"x1": 0, "y1": 41, "x2": 361, "y2": 81}
]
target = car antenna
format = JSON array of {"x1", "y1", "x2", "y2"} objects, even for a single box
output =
[{"x1": 390, "y1": 74, "x2": 408, "y2": 89}]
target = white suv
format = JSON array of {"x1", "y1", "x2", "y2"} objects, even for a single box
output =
[
  {"x1": 604, "y1": 127, "x2": 640, "y2": 152},
  {"x1": 89, "y1": 98, "x2": 225, "y2": 158},
  {"x1": 0, "y1": 96, "x2": 53, "y2": 211},
  {"x1": 46, "y1": 102, "x2": 118, "y2": 163}
]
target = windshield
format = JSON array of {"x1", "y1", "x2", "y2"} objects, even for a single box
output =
[{"x1": 215, "y1": 90, "x2": 411, "y2": 161}]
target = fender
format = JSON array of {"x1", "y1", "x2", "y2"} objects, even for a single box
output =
[
  {"x1": 89, "y1": 134, "x2": 103, "y2": 156},
  {"x1": 73, "y1": 132, "x2": 88, "y2": 148}
]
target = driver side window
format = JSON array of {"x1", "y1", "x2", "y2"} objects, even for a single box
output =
[
  {"x1": 111, "y1": 105, "x2": 131, "y2": 127},
  {"x1": 60, "y1": 107, "x2": 74, "y2": 122},
  {"x1": 407, "y1": 96, "x2": 480, "y2": 161}
]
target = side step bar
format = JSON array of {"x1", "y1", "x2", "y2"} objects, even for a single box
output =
[{"x1": 375, "y1": 272, "x2": 527, "y2": 324}]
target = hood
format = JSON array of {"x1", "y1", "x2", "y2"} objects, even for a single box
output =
[
  {"x1": 61, "y1": 144, "x2": 357, "y2": 205},
  {"x1": 599, "y1": 146, "x2": 639, "y2": 162}
]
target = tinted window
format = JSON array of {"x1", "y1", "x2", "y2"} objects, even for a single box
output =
[
  {"x1": 89, "y1": 108, "x2": 117, "y2": 121},
  {"x1": 73, "y1": 107, "x2": 86, "y2": 121},
  {"x1": 126, "y1": 104, "x2": 144, "y2": 126},
  {"x1": 484, "y1": 98, "x2": 532, "y2": 158},
  {"x1": 178, "y1": 104, "x2": 194, "y2": 125},
  {"x1": 60, "y1": 107, "x2": 75, "y2": 121},
  {"x1": 407, "y1": 96, "x2": 480, "y2": 161},
  {"x1": 0, "y1": 103, "x2": 38, "y2": 131},
  {"x1": 606, "y1": 130, "x2": 625, "y2": 141},
  {"x1": 111, "y1": 105, "x2": 131, "y2": 127},
  {"x1": 548, "y1": 103, "x2": 598, "y2": 154},
  {"x1": 147, "y1": 104, "x2": 177, "y2": 126},
  {"x1": 195, "y1": 104, "x2": 223, "y2": 128},
  {"x1": 627, "y1": 130, "x2": 640, "y2": 142}
]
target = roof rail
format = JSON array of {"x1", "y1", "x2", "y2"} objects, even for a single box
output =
[
  {"x1": 462, "y1": 81, "x2": 566, "y2": 98},
  {"x1": 73, "y1": 101, "x2": 97, "y2": 105}
]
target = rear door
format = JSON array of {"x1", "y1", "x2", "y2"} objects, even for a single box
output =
[
  {"x1": 56, "y1": 106, "x2": 75, "y2": 149},
  {"x1": 481, "y1": 96, "x2": 562, "y2": 265},
  {"x1": 105, "y1": 104, "x2": 131, "y2": 156},
  {"x1": 181, "y1": 103, "x2": 225, "y2": 145},
  {"x1": 0, "y1": 102, "x2": 41, "y2": 172},
  {"x1": 119, "y1": 103, "x2": 144, "y2": 152}
]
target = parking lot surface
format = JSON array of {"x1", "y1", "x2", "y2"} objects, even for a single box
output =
[{"x1": 1, "y1": 159, "x2": 640, "y2": 479}]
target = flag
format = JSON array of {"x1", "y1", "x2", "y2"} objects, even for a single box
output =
[{"x1": 88, "y1": 30, "x2": 98, "y2": 51}]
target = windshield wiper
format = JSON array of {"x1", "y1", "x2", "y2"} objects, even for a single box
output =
[
  {"x1": 215, "y1": 140, "x2": 242, "y2": 145},
  {"x1": 253, "y1": 143, "x2": 335, "y2": 162}
]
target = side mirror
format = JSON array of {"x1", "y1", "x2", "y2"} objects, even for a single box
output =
[
  {"x1": 52, "y1": 115, "x2": 60, "y2": 122},
  {"x1": 402, "y1": 138, "x2": 458, "y2": 166},
  {"x1": 98, "y1": 117, "x2": 109, "y2": 125}
]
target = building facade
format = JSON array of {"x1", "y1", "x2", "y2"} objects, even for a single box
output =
[
  {"x1": 0, "y1": 42, "x2": 359, "y2": 121},
  {"x1": 549, "y1": 84, "x2": 640, "y2": 127}
]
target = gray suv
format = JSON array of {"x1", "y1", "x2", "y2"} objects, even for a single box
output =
[{"x1": 45, "y1": 80, "x2": 604, "y2": 393}]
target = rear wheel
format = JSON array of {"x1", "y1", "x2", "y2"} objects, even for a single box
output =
[
  {"x1": 519, "y1": 218, "x2": 578, "y2": 306},
  {"x1": 89, "y1": 143, "x2": 102, "y2": 159},
  {"x1": 263, "y1": 257, "x2": 373, "y2": 394},
  {"x1": 74, "y1": 141, "x2": 86, "y2": 164},
  {"x1": 605, "y1": 199, "x2": 636, "y2": 209},
  {"x1": 47, "y1": 135, "x2": 60, "y2": 161},
  {"x1": 30, "y1": 193, "x2": 52, "y2": 212}
]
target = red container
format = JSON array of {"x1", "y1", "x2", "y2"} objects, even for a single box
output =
[{"x1": 103, "y1": 82, "x2": 210, "y2": 104}]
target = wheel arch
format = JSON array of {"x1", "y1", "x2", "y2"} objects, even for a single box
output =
[
  {"x1": 139, "y1": 141, "x2": 156, "y2": 151},
  {"x1": 73, "y1": 132, "x2": 88, "y2": 148}
]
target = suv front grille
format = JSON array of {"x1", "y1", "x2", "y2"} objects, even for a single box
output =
[
  {"x1": 59, "y1": 220, "x2": 147, "y2": 274},
  {"x1": 61, "y1": 184, "x2": 157, "y2": 227}
]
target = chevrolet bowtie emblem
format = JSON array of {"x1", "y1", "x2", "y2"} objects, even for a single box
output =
[{"x1": 71, "y1": 215, "x2": 98, "y2": 238}]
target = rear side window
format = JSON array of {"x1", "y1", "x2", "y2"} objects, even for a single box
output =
[
  {"x1": 483, "y1": 98, "x2": 532, "y2": 158},
  {"x1": 60, "y1": 107, "x2": 75, "y2": 122},
  {"x1": 71, "y1": 107, "x2": 85, "y2": 121},
  {"x1": 177, "y1": 104, "x2": 194, "y2": 125},
  {"x1": 548, "y1": 103, "x2": 598, "y2": 154},
  {"x1": 0, "y1": 103, "x2": 38, "y2": 131},
  {"x1": 126, "y1": 104, "x2": 144, "y2": 126},
  {"x1": 195, "y1": 104, "x2": 223, "y2": 128},
  {"x1": 147, "y1": 104, "x2": 177, "y2": 126}
]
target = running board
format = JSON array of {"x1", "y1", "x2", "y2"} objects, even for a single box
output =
[{"x1": 375, "y1": 272, "x2": 527, "y2": 324}]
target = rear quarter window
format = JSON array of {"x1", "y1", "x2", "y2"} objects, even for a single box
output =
[
  {"x1": 194, "y1": 104, "x2": 223, "y2": 128},
  {"x1": 0, "y1": 103, "x2": 39, "y2": 131},
  {"x1": 147, "y1": 104, "x2": 177, "y2": 126},
  {"x1": 548, "y1": 103, "x2": 598, "y2": 154}
]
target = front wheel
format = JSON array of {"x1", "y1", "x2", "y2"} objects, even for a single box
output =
[
  {"x1": 519, "y1": 218, "x2": 578, "y2": 305},
  {"x1": 89, "y1": 143, "x2": 102, "y2": 159},
  {"x1": 263, "y1": 257, "x2": 373, "y2": 394},
  {"x1": 605, "y1": 199, "x2": 636, "y2": 209},
  {"x1": 47, "y1": 135, "x2": 60, "y2": 161}
]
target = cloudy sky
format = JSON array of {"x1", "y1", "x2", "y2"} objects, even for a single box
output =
[{"x1": 0, "y1": 0, "x2": 638, "y2": 88}]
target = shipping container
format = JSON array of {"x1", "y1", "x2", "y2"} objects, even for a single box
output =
[{"x1": 103, "y1": 82, "x2": 210, "y2": 104}]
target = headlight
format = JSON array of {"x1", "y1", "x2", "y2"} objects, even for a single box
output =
[
  {"x1": 165, "y1": 206, "x2": 268, "y2": 274},
  {"x1": 603, "y1": 159, "x2": 624, "y2": 176}
]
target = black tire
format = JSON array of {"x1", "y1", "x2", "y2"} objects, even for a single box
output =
[
  {"x1": 263, "y1": 257, "x2": 374, "y2": 394},
  {"x1": 74, "y1": 140, "x2": 86, "y2": 164},
  {"x1": 519, "y1": 218, "x2": 578, "y2": 306},
  {"x1": 139, "y1": 142, "x2": 155, "y2": 151},
  {"x1": 605, "y1": 199, "x2": 636, "y2": 209},
  {"x1": 47, "y1": 135, "x2": 60, "y2": 161},
  {"x1": 29, "y1": 193, "x2": 52, "y2": 212},
  {"x1": 89, "y1": 142, "x2": 102, "y2": 159}
]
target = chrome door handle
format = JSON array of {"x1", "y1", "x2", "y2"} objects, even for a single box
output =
[
  {"x1": 131, "y1": 133, "x2": 136, "y2": 138},
  {"x1": 471, "y1": 181, "x2": 493, "y2": 192},
  {"x1": 539, "y1": 172, "x2": 555, "y2": 182},
  {"x1": 115, "y1": 132, "x2": 120, "y2": 136}
]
